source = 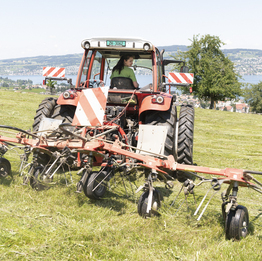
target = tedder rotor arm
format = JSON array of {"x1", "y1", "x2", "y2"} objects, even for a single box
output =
[{"x1": 0, "y1": 124, "x2": 260, "y2": 189}]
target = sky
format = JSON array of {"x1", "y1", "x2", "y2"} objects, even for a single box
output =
[{"x1": 1, "y1": 0, "x2": 262, "y2": 60}]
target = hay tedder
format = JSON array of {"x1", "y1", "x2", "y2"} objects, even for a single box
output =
[{"x1": 1, "y1": 38, "x2": 262, "y2": 240}]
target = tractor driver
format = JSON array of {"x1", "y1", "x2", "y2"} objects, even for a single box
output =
[{"x1": 110, "y1": 55, "x2": 139, "y2": 89}]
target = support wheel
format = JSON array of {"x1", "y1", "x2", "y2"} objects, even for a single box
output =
[
  {"x1": 30, "y1": 167, "x2": 51, "y2": 191},
  {"x1": 137, "y1": 190, "x2": 161, "y2": 218},
  {"x1": 0, "y1": 158, "x2": 11, "y2": 177},
  {"x1": 225, "y1": 205, "x2": 249, "y2": 240},
  {"x1": 83, "y1": 171, "x2": 107, "y2": 200}
]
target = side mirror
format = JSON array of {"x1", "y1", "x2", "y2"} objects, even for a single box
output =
[{"x1": 180, "y1": 66, "x2": 189, "y2": 73}]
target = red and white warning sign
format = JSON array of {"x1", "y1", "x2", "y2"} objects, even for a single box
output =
[
  {"x1": 43, "y1": 67, "x2": 65, "y2": 78},
  {"x1": 72, "y1": 87, "x2": 109, "y2": 126},
  {"x1": 168, "y1": 72, "x2": 194, "y2": 84}
]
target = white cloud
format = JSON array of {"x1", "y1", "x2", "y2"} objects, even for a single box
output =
[{"x1": 224, "y1": 39, "x2": 232, "y2": 46}]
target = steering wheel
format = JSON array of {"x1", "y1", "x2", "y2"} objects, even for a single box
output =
[{"x1": 82, "y1": 79, "x2": 105, "y2": 88}]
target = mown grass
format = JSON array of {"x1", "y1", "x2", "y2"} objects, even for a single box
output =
[
  {"x1": 0, "y1": 87, "x2": 45, "y2": 94},
  {"x1": 0, "y1": 90, "x2": 262, "y2": 260}
]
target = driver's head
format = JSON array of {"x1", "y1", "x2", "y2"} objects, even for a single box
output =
[{"x1": 123, "y1": 56, "x2": 134, "y2": 67}]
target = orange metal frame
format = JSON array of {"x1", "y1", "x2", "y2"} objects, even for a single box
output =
[{"x1": 0, "y1": 131, "x2": 254, "y2": 187}]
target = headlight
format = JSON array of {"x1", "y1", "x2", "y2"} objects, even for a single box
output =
[
  {"x1": 152, "y1": 95, "x2": 164, "y2": 104},
  {"x1": 63, "y1": 91, "x2": 75, "y2": 99},
  {"x1": 143, "y1": 43, "x2": 150, "y2": 51},
  {"x1": 84, "y1": 41, "x2": 90, "y2": 49},
  {"x1": 156, "y1": 96, "x2": 164, "y2": 103}
]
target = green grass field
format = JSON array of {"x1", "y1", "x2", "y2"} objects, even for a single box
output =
[{"x1": 0, "y1": 90, "x2": 262, "y2": 260}]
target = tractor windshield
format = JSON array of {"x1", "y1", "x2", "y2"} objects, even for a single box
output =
[
  {"x1": 79, "y1": 50, "x2": 154, "y2": 89},
  {"x1": 104, "y1": 57, "x2": 152, "y2": 87}
]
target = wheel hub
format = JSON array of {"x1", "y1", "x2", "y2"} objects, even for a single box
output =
[
  {"x1": 241, "y1": 220, "x2": 248, "y2": 236},
  {"x1": 0, "y1": 166, "x2": 8, "y2": 177},
  {"x1": 152, "y1": 201, "x2": 158, "y2": 211}
]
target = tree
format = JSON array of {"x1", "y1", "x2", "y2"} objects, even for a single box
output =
[
  {"x1": 200, "y1": 100, "x2": 208, "y2": 109},
  {"x1": 231, "y1": 103, "x2": 236, "y2": 112},
  {"x1": 173, "y1": 34, "x2": 242, "y2": 109},
  {"x1": 243, "y1": 81, "x2": 262, "y2": 113},
  {"x1": 46, "y1": 80, "x2": 57, "y2": 94}
]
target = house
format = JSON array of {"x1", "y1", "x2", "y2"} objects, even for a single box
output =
[
  {"x1": 236, "y1": 103, "x2": 249, "y2": 113},
  {"x1": 221, "y1": 106, "x2": 233, "y2": 112}
]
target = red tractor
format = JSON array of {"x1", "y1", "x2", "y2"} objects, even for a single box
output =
[{"x1": 32, "y1": 38, "x2": 194, "y2": 192}]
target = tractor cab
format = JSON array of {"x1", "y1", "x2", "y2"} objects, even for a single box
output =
[
  {"x1": 77, "y1": 38, "x2": 189, "y2": 91},
  {"x1": 61, "y1": 38, "x2": 190, "y2": 122},
  {"x1": 76, "y1": 38, "x2": 160, "y2": 92}
]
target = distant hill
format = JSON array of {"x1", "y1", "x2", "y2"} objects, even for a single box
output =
[
  {"x1": 1, "y1": 45, "x2": 262, "y2": 76},
  {"x1": 0, "y1": 54, "x2": 83, "y2": 75},
  {"x1": 157, "y1": 45, "x2": 188, "y2": 52},
  {"x1": 223, "y1": 48, "x2": 262, "y2": 55},
  {"x1": 0, "y1": 54, "x2": 83, "y2": 65}
]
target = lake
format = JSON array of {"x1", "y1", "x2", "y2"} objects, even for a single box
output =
[{"x1": 1, "y1": 74, "x2": 261, "y2": 87}]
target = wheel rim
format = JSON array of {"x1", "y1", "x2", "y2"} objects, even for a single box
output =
[
  {"x1": 84, "y1": 171, "x2": 107, "y2": 199},
  {"x1": 138, "y1": 191, "x2": 160, "y2": 217},
  {"x1": 152, "y1": 200, "x2": 158, "y2": 211},
  {"x1": 95, "y1": 179, "x2": 105, "y2": 194},
  {"x1": 241, "y1": 218, "x2": 248, "y2": 237},
  {"x1": 30, "y1": 167, "x2": 49, "y2": 190},
  {"x1": 225, "y1": 205, "x2": 249, "y2": 240},
  {"x1": 0, "y1": 165, "x2": 8, "y2": 177}
]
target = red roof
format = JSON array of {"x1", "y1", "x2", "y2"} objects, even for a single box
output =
[{"x1": 236, "y1": 104, "x2": 247, "y2": 110}]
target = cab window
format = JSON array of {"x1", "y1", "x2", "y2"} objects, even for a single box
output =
[
  {"x1": 91, "y1": 51, "x2": 102, "y2": 80},
  {"x1": 155, "y1": 49, "x2": 162, "y2": 90},
  {"x1": 80, "y1": 50, "x2": 92, "y2": 83}
]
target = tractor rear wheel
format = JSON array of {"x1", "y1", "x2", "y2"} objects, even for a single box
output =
[
  {"x1": 176, "y1": 105, "x2": 194, "y2": 182},
  {"x1": 33, "y1": 98, "x2": 76, "y2": 133},
  {"x1": 31, "y1": 101, "x2": 76, "y2": 174},
  {"x1": 144, "y1": 104, "x2": 177, "y2": 157},
  {"x1": 51, "y1": 104, "x2": 76, "y2": 124},
  {"x1": 177, "y1": 105, "x2": 194, "y2": 164},
  {"x1": 33, "y1": 97, "x2": 57, "y2": 132}
]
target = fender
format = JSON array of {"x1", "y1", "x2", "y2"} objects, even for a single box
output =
[
  {"x1": 57, "y1": 90, "x2": 81, "y2": 106},
  {"x1": 139, "y1": 95, "x2": 172, "y2": 116}
]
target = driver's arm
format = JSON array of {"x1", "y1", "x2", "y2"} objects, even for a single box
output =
[
  {"x1": 130, "y1": 71, "x2": 139, "y2": 89},
  {"x1": 133, "y1": 81, "x2": 139, "y2": 88}
]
